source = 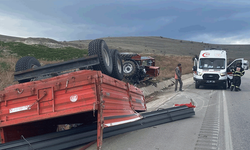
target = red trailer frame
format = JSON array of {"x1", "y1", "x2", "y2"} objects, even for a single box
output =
[{"x1": 0, "y1": 70, "x2": 146, "y2": 149}]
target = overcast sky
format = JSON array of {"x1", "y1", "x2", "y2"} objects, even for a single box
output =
[{"x1": 1, "y1": 0, "x2": 250, "y2": 44}]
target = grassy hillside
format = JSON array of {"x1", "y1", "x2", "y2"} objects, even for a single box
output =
[{"x1": 0, "y1": 41, "x2": 88, "y2": 61}]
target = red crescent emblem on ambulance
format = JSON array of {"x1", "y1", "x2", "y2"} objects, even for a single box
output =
[{"x1": 202, "y1": 52, "x2": 210, "y2": 57}]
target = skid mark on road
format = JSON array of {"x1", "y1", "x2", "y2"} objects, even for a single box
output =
[{"x1": 194, "y1": 91, "x2": 220, "y2": 150}]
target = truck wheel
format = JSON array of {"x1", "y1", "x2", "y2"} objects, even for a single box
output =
[
  {"x1": 109, "y1": 49, "x2": 123, "y2": 80},
  {"x1": 15, "y1": 56, "x2": 41, "y2": 72},
  {"x1": 120, "y1": 53, "x2": 138, "y2": 60},
  {"x1": 88, "y1": 39, "x2": 113, "y2": 75},
  {"x1": 15, "y1": 56, "x2": 41, "y2": 83},
  {"x1": 123, "y1": 60, "x2": 138, "y2": 78},
  {"x1": 195, "y1": 81, "x2": 199, "y2": 89}
]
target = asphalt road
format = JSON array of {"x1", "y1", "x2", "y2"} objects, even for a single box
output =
[
  {"x1": 225, "y1": 70, "x2": 250, "y2": 150},
  {"x1": 85, "y1": 70, "x2": 250, "y2": 150}
]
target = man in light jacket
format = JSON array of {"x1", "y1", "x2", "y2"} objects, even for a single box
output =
[{"x1": 175, "y1": 63, "x2": 183, "y2": 92}]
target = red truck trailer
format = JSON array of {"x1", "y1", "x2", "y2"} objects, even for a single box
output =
[{"x1": 0, "y1": 39, "x2": 146, "y2": 149}]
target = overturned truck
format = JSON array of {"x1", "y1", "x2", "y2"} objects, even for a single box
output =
[{"x1": 0, "y1": 39, "x2": 146, "y2": 149}]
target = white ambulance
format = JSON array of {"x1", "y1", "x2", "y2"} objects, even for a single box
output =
[{"x1": 193, "y1": 50, "x2": 228, "y2": 89}]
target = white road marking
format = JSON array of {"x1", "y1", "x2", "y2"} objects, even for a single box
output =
[{"x1": 222, "y1": 90, "x2": 233, "y2": 150}]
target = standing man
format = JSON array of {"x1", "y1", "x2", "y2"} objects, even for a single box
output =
[
  {"x1": 230, "y1": 63, "x2": 245, "y2": 91},
  {"x1": 175, "y1": 63, "x2": 183, "y2": 92}
]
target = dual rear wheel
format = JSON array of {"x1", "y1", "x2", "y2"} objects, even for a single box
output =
[{"x1": 88, "y1": 39, "x2": 123, "y2": 80}]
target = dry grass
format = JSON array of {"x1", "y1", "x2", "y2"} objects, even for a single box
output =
[{"x1": 0, "y1": 56, "x2": 18, "y2": 90}]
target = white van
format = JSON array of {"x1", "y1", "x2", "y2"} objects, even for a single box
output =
[{"x1": 193, "y1": 50, "x2": 228, "y2": 89}]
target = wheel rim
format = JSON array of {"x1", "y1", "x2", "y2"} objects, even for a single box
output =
[
  {"x1": 123, "y1": 64, "x2": 133, "y2": 73},
  {"x1": 31, "y1": 64, "x2": 38, "y2": 69},
  {"x1": 102, "y1": 42, "x2": 110, "y2": 67}
]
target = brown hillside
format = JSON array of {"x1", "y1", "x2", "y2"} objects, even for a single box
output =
[{"x1": 1, "y1": 34, "x2": 250, "y2": 60}]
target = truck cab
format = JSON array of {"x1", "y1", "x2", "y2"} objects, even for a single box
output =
[{"x1": 193, "y1": 50, "x2": 227, "y2": 89}]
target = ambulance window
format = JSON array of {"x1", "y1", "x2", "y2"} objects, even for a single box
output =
[
  {"x1": 199, "y1": 58, "x2": 225, "y2": 69},
  {"x1": 229, "y1": 60, "x2": 241, "y2": 69}
]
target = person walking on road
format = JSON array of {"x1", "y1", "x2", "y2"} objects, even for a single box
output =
[
  {"x1": 175, "y1": 63, "x2": 183, "y2": 92},
  {"x1": 230, "y1": 63, "x2": 245, "y2": 92}
]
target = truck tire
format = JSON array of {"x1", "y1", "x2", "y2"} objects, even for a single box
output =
[
  {"x1": 123, "y1": 60, "x2": 138, "y2": 78},
  {"x1": 109, "y1": 49, "x2": 123, "y2": 80},
  {"x1": 120, "y1": 53, "x2": 138, "y2": 60},
  {"x1": 195, "y1": 81, "x2": 199, "y2": 89},
  {"x1": 15, "y1": 56, "x2": 41, "y2": 72},
  {"x1": 88, "y1": 39, "x2": 113, "y2": 75}
]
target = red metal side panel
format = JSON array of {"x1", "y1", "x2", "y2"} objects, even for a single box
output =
[
  {"x1": 100, "y1": 75, "x2": 146, "y2": 127},
  {"x1": 0, "y1": 70, "x2": 99, "y2": 128},
  {"x1": 127, "y1": 84, "x2": 147, "y2": 111}
]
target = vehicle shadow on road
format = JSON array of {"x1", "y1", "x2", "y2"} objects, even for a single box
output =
[{"x1": 197, "y1": 85, "x2": 229, "y2": 90}]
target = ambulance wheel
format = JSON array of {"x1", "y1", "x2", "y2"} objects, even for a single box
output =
[
  {"x1": 88, "y1": 39, "x2": 113, "y2": 75},
  {"x1": 195, "y1": 81, "x2": 199, "y2": 89}
]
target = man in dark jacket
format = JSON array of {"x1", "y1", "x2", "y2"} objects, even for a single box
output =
[
  {"x1": 230, "y1": 63, "x2": 245, "y2": 91},
  {"x1": 175, "y1": 63, "x2": 183, "y2": 92}
]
